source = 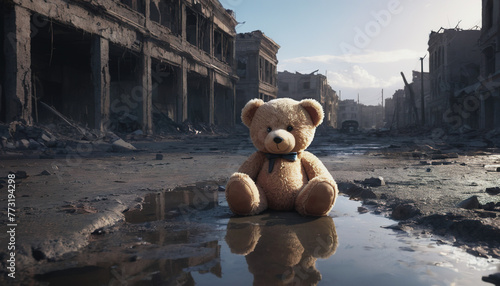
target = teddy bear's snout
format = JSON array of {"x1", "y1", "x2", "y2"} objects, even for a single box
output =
[{"x1": 273, "y1": 136, "x2": 283, "y2": 144}]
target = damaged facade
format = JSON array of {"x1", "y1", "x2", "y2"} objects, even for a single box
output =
[
  {"x1": 427, "y1": 28, "x2": 481, "y2": 129},
  {"x1": 234, "y1": 30, "x2": 279, "y2": 121},
  {"x1": 1, "y1": 0, "x2": 238, "y2": 133},
  {"x1": 277, "y1": 71, "x2": 338, "y2": 128}
]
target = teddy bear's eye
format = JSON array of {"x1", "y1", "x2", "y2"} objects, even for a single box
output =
[
  {"x1": 267, "y1": 127, "x2": 272, "y2": 132},
  {"x1": 287, "y1": 126, "x2": 293, "y2": 132}
]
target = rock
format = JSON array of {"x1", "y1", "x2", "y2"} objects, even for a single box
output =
[
  {"x1": 38, "y1": 170, "x2": 51, "y2": 176},
  {"x1": 10, "y1": 170, "x2": 28, "y2": 179},
  {"x1": 155, "y1": 153, "x2": 163, "y2": 160},
  {"x1": 486, "y1": 187, "x2": 500, "y2": 195},
  {"x1": 420, "y1": 160, "x2": 431, "y2": 165},
  {"x1": 344, "y1": 185, "x2": 377, "y2": 200},
  {"x1": 0, "y1": 136, "x2": 7, "y2": 148},
  {"x1": 28, "y1": 139, "x2": 42, "y2": 150},
  {"x1": 111, "y1": 138, "x2": 137, "y2": 152},
  {"x1": 15, "y1": 139, "x2": 30, "y2": 149},
  {"x1": 131, "y1": 129, "x2": 143, "y2": 136},
  {"x1": 362, "y1": 176, "x2": 385, "y2": 187},
  {"x1": 457, "y1": 196, "x2": 481, "y2": 209},
  {"x1": 392, "y1": 204, "x2": 420, "y2": 220},
  {"x1": 482, "y1": 272, "x2": 500, "y2": 286}
]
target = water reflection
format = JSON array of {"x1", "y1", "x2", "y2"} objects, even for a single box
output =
[{"x1": 225, "y1": 212, "x2": 337, "y2": 285}]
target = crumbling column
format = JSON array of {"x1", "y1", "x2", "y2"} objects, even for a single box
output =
[
  {"x1": 91, "y1": 36, "x2": 110, "y2": 131},
  {"x1": 4, "y1": 5, "x2": 32, "y2": 124},
  {"x1": 141, "y1": 41, "x2": 153, "y2": 134},
  {"x1": 177, "y1": 59, "x2": 188, "y2": 123},
  {"x1": 209, "y1": 70, "x2": 215, "y2": 125}
]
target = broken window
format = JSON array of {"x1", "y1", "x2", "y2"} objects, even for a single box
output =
[
  {"x1": 237, "y1": 56, "x2": 247, "y2": 79},
  {"x1": 120, "y1": 0, "x2": 145, "y2": 15},
  {"x1": 186, "y1": 7, "x2": 198, "y2": 47},
  {"x1": 484, "y1": 45, "x2": 496, "y2": 76},
  {"x1": 150, "y1": 0, "x2": 180, "y2": 36},
  {"x1": 214, "y1": 30, "x2": 222, "y2": 61}
]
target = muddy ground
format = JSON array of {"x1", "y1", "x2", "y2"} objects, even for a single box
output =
[{"x1": 0, "y1": 127, "x2": 500, "y2": 283}]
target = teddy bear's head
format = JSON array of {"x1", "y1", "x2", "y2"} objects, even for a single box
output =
[{"x1": 241, "y1": 98, "x2": 324, "y2": 154}]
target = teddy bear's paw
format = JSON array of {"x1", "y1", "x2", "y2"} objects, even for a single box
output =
[
  {"x1": 226, "y1": 173, "x2": 267, "y2": 215},
  {"x1": 297, "y1": 179, "x2": 337, "y2": 216},
  {"x1": 305, "y1": 182, "x2": 335, "y2": 216}
]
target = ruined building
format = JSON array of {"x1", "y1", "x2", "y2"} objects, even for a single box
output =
[
  {"x1": 234, "y1": 30, "x2": 279, "y2": 121},
  {"x1": 478, "y1": 0, "x2": 500, "y2": 129},
  {"x1": 427, "y1": 28, "x2": 481, "y2": 128},
  {"x1": 337, "y1": 99, "x2": 358, "y2": 127},
  {"x1": 1, "y1": 0, "x2": 238, "y2": 133},
  {"x1": 277, "y1": 71, "x2": 338, "y2": 128}
]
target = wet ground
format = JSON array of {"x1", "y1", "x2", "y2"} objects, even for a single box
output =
[
  {"x1": 1, "y1": 131, "x2": 500, "y2": 285},
  {"x1": 32, "y1": 185, "x2": 499, "y2": 286}
]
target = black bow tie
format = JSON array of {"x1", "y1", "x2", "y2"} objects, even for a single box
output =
[{"x1": 265, "y1": 152, "x2": 298, "y2": 173}]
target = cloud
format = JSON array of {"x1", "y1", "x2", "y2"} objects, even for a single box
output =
[
  {"x1": 328, "y1": 65, "x2": 401, "y2": 89},
  {"x1": 281, "y1": 49, "x2": 421, "y2": 64}
]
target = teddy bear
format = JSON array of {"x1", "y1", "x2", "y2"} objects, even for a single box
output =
[
  {"x1": 225, "y1": 98, "x2": 338, "y2": 216},
  {"x1": 225, "y1": 212, "x2": 338, "y2": 285}
]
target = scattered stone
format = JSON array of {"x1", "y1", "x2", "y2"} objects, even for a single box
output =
[
  {"x1": 484, "y1": 165, "x2": 500, "y2": 172},
  {"x1": 9, "y1": 170, "x2": 28, "y2": 179},
  {"x1": 15, "y1": 139, "x2": 30, "y2": 149},
  {"x1": 457, "y1": 196, "x2": 481, "y2": 210},
  {"x1": 155, "y1": 153, "x2": 164, "y2": 160},
  {"x1": 420, "y1": 160, "x2": 431, "y2": 165},
  {"x1": 38, "y1": 170, "x2": 51, "y2": 176},
  {"x1": 111, "y1": 138, "x2": 137, "y2": 152},
  {"x1": 357, "y1": 206, "x2": 369, "y2": 214},
  {"x1": 431, "y1": 153, "x2": 447, "y2": 160},
  {"x1": 482, "y1": 272, "x2": 500, "y2": 286},
  {"x1": 218, "y1": 185, "x2": 226, "y2": 192},
  {"x1": 486, "y1": 187, "x2": 500, "y2": 195},
  {"x1": 29, "y1": 139, "x2": 42, "y2": 150},
  {"x1": 431, "y1": 161, "x2": 443, "y2": 165},
  {"x1": 460, "y1": 162, "x2": 467, "y2": 166},
  {"x1": 344, "y1": 185, "x2": 377, "y2": 200},
  {"x1": 361, "y1": 176, "x2": 385, "y2": 187},
  {"x1": 181, "y1": 157, "x2": 194, "y2": 160},
  {"x1": 392, "y1": 203, "x2": 420, "y2": 220},
  {"x1": 426, "y1": 168, "x2": 432, "y2": 172}
]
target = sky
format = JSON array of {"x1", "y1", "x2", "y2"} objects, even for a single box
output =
[{"x1": 219, "y1": 0, "x2": 482, "y2": 105}]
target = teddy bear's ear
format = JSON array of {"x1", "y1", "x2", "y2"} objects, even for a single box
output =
[
  {"x1": 241, "y1": 99, "x2": 264, "y2": 127},
  {"x1": 300, "y1": 99, "x2": 324, "y2": 127}
]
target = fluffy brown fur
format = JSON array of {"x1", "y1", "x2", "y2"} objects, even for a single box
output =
[{"x1": 226, "y1": 98, "x2": 339, "y2": 216}]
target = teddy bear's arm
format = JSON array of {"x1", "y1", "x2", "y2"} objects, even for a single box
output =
[
  {"x1": 301, "y1": 151, "x2": 333, "y2": 180},
  {"x1": 238, "y1": 151, "x2": 266, "y2": 180}
]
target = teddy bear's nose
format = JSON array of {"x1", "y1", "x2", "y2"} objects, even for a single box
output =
[{"x1": 273, "y1": 136, "x2": 283, "y2": 144}]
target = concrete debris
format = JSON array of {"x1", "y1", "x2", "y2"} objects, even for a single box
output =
[
  {"x1": 457, "y1": 196, "x2": 481, "y2": 210},
  {"x1": 486, "y1": 187, "x2": 500, "y2": 195},
  {"x1": 10, "y1": 170, "x2": 28, "y2": 179},
  {"x1": 111, "y1": 139, "x2": 137, "y2": 152},
  {"x1": 392, "y1": 203, "x2": 421, "y2": 220},
  {"x1": 342, "y1": 184, "x2": 377, "y2": 200},
  {"x1": 361, "y1": 176, "x2": 385, "y2": 187}
]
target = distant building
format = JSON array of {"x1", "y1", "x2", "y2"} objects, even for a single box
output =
[
  {"x1": 337, "y1": 99, "x2": 359, "y2": 127},
  {"x1": 390, "y1": 89, "x2": 407, "y2": 129},
  {"x1": 235, "y1": 30, "x2": 280, "y2": 122},
  {"x1": 427, "y1": 28, "x2": 481, "y2": 128},
  {"x1": 358, "y1": 104, "x2": 384, "y2": 130},
  {"x1": 278, "y1": 71, "x2": 338, "y2": 127}
]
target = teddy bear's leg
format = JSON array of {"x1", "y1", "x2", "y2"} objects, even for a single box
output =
[
  {"x1": 226, "y1": 172, "x2": 268, "y2": 215},
  {"x1": 295, "y1": 176, "x2": 338, "y2": 216}
]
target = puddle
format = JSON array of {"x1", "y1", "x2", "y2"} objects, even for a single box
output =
[{"x1": 34, "y1": 184, "x2": 499, "y2": 286}]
